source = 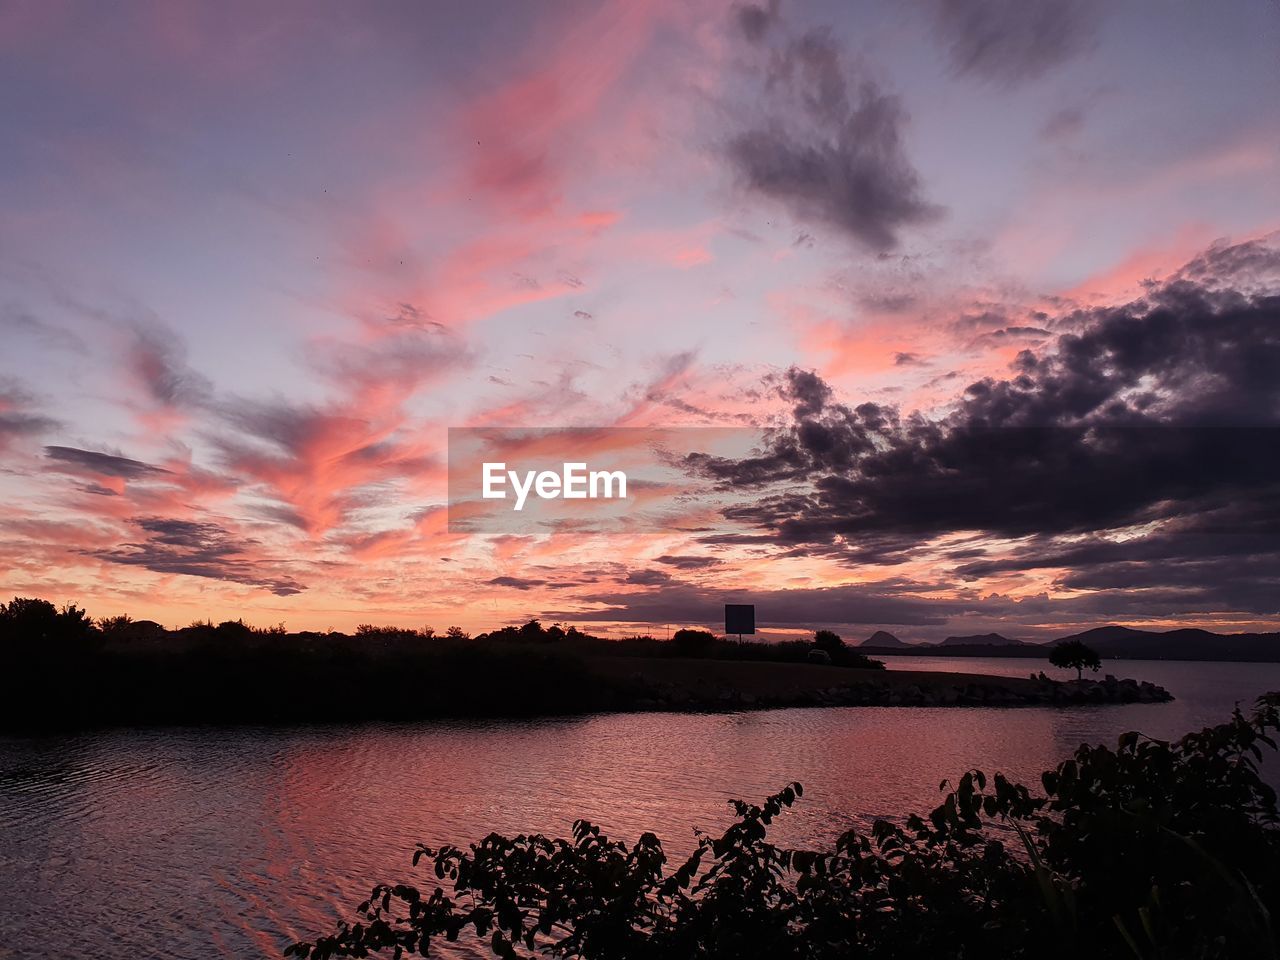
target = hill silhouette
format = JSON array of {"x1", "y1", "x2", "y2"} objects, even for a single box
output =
[
  {"x1": 858, "y1": 625, "x2": 1280, "y2": 662},
  {"x1": 860, "y1": 630, "x2": 908, "y2": 648},
  {"x1": 940, "y1": 632, "x2": 1027, "y2": 647},
  {"x1": 1057, "y1": 625, "x2": 1280, "y2": 662}
]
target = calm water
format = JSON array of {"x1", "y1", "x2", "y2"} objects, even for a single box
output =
[{"x1": 3, "y1": 658, "x2": 1279, "y2": 959}]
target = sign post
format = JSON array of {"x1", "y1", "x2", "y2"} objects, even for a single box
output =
[{"x1": 724, "y1": 603, "x2": 755, "y2": 640}]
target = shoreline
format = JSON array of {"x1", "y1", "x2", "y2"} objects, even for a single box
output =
[
  {"x1": 863, "y1": 646, "x2": 1280, "y2": 664},
  {"x1": 2, "y1": 657, "x2": 1172, "y2": 734},
  {"x1": 590, "y1": 657, "x2": 1173, "y2": 711}
]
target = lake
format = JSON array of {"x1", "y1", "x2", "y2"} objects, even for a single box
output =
[{"x1": 3, "y1": 658, "x2": 1280, "y2": 959}]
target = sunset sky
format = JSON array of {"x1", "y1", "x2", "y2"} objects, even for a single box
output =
[{"x1": 2, "y1": 0, "x2": 1278, "y2": 640}]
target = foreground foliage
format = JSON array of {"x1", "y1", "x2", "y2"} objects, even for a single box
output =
[{"x1": 290, "y1": 694, "x2": 1280, "y2": 959}]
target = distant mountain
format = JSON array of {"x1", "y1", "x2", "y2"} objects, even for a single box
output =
[
  {"x1": 940, "y1": 633, "x2": 1028, "y2": 647},
  {"x1": 861, "y1": 631, "x2": 1045, "y2": 658},
  {"x1": 861, "y1": 630, "x2": 909, "y2": 648},
  {"x1": 858, "y1": 624, "x2": 1280, "y2": 662},
  {"x1": 1055, "y1": 625, "x2": 1280, "y2": 662}
]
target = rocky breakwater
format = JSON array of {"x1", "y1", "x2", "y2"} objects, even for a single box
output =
[
  {"x1": 1042, "y1": 673, "x2": 1173, "y2": 705},
  {"x1": 616, "y1": 668, "x2": 1173, "y2": 712}
]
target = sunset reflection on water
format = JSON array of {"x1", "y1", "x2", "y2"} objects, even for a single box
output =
[{"x1": 3, "y1": 659, "x2": 1279, "y2": 959}]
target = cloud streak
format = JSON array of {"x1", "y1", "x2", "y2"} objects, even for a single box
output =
[
  {"x1": 926, "y1": 0, "x2": 1101, "y2": 86},
  {"x1": 0, "y1": 381, "x2": 58, "y2": 450},
  {"x1": 45, "y1": 445, "x2": 170, "y2": 480},
  {"x1": 726, "y1": 18, "x2": 940, "y2": 252},
  {"x1": 93, "y1": 517, "x2": 305, "y2": 596}
]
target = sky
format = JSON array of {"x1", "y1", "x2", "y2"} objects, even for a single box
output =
[{"x1": 1, "y1": 0, "x2": 1278, "y2": 641}]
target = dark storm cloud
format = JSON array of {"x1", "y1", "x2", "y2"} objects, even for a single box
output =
[
  {"x1": 927, "y1": 0, "x2": 1102, "y2": 86},
  {"x1": 683, "y1": 241, "x2": 1280, "y2": 617},
  {"x1": 44, "y1": 445, "x2": 169, "y2": 479},
  {"x1": 94, "y1": 517, "x2": 305, "y2": 596},
  {"x1": 953, "y1": 498, "x2": 1280, "y2": 617},
  {"x1": 1174, "y1": 233, "x2": 1280, "y2": 292},
  {"x1": 784, "y1": 365, "x2": 832, "y2": 417},
  {"x1": 1058, "y1": 560, "x2": 1279, "y2": 616},
  {"x1": 726, "y1": 22, "x2": 940, "y2": 252}
]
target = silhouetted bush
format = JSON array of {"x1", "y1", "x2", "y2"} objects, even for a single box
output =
[
  {"x1": 290, "y1": 694, "x2": 1280, "y2": 959},
  {"x1": 216, "y1": 618, "x2": 254, "y2": 641},
  {"x1": 671, "y1": 628, "x2": 718, "y2": 655},
  {"x1": 832, "y1": 648, "x2": 884, "y2": 669},
  {"x1": 814, "y1": 629, "x2": 844, "y2": 653}
]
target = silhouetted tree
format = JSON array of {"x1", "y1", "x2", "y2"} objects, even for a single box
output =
[
  {"x1": 813, "y1": 630, "x2": 844, "y2": 654},
  {"x1": 445, "y1": 626, "x2": 469, "y2": 640},
  {"x1": 1050, "y1": 639, "x2": 1102, "y2": 679},
  {"x1": 355, "y1": 624, "x2": 423, "y2": 641},
  {"x1": 1, "y1": 597, "x2": 96, "y2": 646},
  {"x1": 97, "y1": 614, "x2": 133, "y2": 637}
]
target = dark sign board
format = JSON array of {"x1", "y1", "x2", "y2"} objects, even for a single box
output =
[{"x1": 724, "y1": 603, "x2": 755, "y2": 636}]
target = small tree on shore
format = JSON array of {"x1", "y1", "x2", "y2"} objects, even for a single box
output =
[{"x1": 1050, "y1": 639, "x2": 1102, "y2": 679}]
